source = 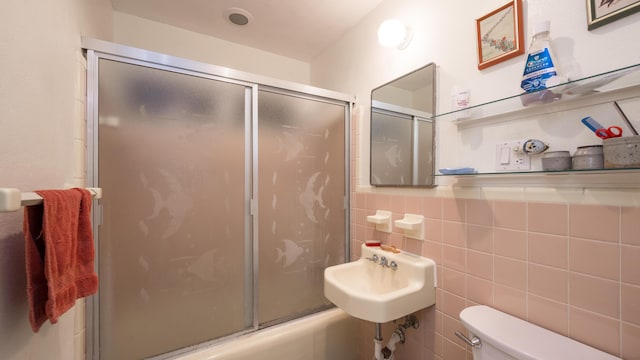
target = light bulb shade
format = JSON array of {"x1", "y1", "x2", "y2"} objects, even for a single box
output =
[{"x1": 378, "y1": 19, "x2": 412, "y2": 49}]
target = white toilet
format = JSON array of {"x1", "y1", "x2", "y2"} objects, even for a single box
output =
[{"x1": 458, "y1": 305, "x2": 621, "y2": 360}]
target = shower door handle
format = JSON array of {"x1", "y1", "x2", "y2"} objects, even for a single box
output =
[{"x1": 454, "y1": 331, "x2": 481, "y2": 348}]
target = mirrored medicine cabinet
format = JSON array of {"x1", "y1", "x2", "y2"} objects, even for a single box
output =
[{"x1": 370, "y1": 63, "x2": 436, "y2": 187}]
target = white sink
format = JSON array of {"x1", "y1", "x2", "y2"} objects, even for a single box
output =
[{"x1": 324, "y1": 244, "x2": 436, "y2": 323}]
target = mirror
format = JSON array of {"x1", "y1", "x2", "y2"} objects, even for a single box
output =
[{"x1": 370, "y1": 63, "x2": 436, "y2": 187}]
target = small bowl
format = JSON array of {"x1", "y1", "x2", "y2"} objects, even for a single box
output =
[
  {"x1": 541, "y1": 151, "x2": 571, "y2": 171},
  {"x1": 572, "y1": 146, "x2": 604, "y2": 170},
  {"x1": 574, "y1": 145, "x2": 603, "y2": 156}
]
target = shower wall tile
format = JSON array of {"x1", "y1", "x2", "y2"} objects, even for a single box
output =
[
  {"x1": 466, "y1": 225, "x2": 492, "y2": 253},
  {"x1": 621, "y1": 283, "x2": 640, "y2": 326},
  {"x1": 354, "y1": 208, "x2": 366, "y2": 226},
  {"x1": 365, "y1": 192, "x2": 378, "y2": 211},
  {"x1": 442, "y1": 314, "x2": 465, "y2": 346},
  {"x1": 442, "y1": 337, "x2": 466, "y2": 360},
  {"x1": 528, "y1": 232, "x2": 568, "y2": 269},
  {"x1": 443, "y1": 245, "x2": 465, "y2": 272},
  {"x1": 353, "y1": 193, "x2": 640, "y2": 359},
  {"x1": 466, "y1": 275, "x2": 493, "y2": 305},
  {"x1": 622, "y1": 322, "x2": 640, "y2": 359},
  {"x1": 442, "y1": 221, "x2": 465, "y2": 247},
  {"x1": 527, "y1": 294, "x2": 568, "y2": 336},
  {"x1": 494, "y1": 200, "x2": 526, "y2": 230},
  {"x1": 404, "y1": 237, "x2": 422, "y2": 255},
  {"x1": 466, "y1": 249, "x2": 492, "y2": 281},
  {"x1": 494, "y1": 257, "x2": 526, "y2": 290},
  {"x1": 390, "y1": 196, "x2": 406, "y2": 217},
  {"x1": 528, "y1": 202, "x2": 567, "y2": 235},
  {"x1": 569, "y1": 238, "x2": 619, "y2": 280},
  {"x1": 354, "y1": 192, "x2": 366, "y2": 209},
  {"x1": 569, "y1": 204, "x2": 619, "y2": 243},
  {"x1": 443, "y1": 198, "x2": 465, "y2": 222},
  {"x1": 377, "y1": 193, "x2": 391, "y2": 212},
  {"x1": 621, "y1": 207, "x2": 640, "y2": 245},
  {"x1": 493, "y1": 284, "x2": 526, "y2": 320},
  {"x1": 422, "y1": 240, "x2": 442, "y2": 264},
  {"x1": 569, "y1": 273, "x2": 619, "y2": 318},
  {"x1": 405, "y1": 195, "x2": 422, "y2": 214},
  {"x1": 423, "y1": 196, "x2": 443, "y2": 219},
  {"x1": 466, "y1": 198, "x2": 493, "y2": 226},
  {"x1": 493, "y1": 228, "x2": 526, "y2": 260},
  {"x1": 442, "y1": 268, "x2": 465, "y2": 298},
  {"x1": 621, "y1": 244, "x2": 640, "y2": 286},
  {"x1": 442, "y1": 291, "x2": 465, "y2": 319},
  {"x1": 425, "y1": 218, "x2": 443, "y2": 242},
  {"x1": 528, "y1": 264, "x2": 568, "y2": 303},
  {"x1": 569, "y1": 306, "x2": 620, "y2": 356}
]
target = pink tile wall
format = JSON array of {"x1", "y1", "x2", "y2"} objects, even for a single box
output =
[{"x1": 351, "y1": 193, "x2": 640, "y2": 360}]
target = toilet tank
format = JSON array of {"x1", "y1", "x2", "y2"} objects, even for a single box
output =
[{"x1": 459, "y1": 305, "x2": 620, "y2": 360}]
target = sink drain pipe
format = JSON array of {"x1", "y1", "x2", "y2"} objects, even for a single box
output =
[{"x1": 373, "y1": 315, "x2": 419, "y2": 360}]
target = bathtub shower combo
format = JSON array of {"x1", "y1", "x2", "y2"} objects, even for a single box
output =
[{"x1": 83, "y1": 39, "x2": 354, "y2": 360}]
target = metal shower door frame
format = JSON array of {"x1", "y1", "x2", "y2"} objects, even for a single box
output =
[{"x1": 83, "y1": 38, "x2": 351, "y2": 360}]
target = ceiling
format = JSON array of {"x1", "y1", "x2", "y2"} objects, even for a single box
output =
[{"x1": 110, "y1": 0, "x2": 384, "y2": 62}]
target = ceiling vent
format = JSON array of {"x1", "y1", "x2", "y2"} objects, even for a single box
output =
[{"x1": 224, "y1": 7, "x2": 253, "y2": 26}]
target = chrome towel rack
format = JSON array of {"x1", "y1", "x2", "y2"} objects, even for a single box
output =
[{"x1": 0, "y1": 187, "x2": 102, "y2": 213}]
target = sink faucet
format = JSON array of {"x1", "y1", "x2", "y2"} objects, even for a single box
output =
[
  {"x1": 379, "y1": 257, "x2": 398, "y2": 270},
  {"x1": 379, "y1": 256, "x2": 388, "y2": 267},
  {"x1": 366, "y1": 254, "x2": 379, "y2": 263}
]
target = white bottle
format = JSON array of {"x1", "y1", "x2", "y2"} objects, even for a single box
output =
[{"x1": 520, "y1": 21, "x2": 560, "y2": 93}]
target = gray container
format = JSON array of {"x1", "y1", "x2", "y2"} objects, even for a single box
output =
[
  {"x1": 572, "y1": 145, "x2": 604, "y2": 170},
  {"x1": 603, "y1": 136, "x2": 640, "y2": 168},
  {"x1": 541, "y1": 151, "x2": 571, "y2": 171}
]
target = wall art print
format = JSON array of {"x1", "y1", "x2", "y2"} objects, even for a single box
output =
[
  {"x1": 587, "y1": 0, "x2": 640, "y2": 30},
  {"x1": 476, "y1": 0, "x2": 524, "y2": 70}
]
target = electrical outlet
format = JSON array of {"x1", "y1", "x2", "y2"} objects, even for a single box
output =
[{"x1": 495, "y1": 141, "x2": 531, "y2": 171}]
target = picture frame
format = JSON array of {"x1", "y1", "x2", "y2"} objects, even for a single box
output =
[
  {"x1": 587, "y1": 0, "x2": 640, "y2": 30},
  {"x1": 476, "y1": 0, "x2": 524, "y2": 70}
]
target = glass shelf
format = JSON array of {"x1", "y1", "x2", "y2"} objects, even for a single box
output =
[
  {"x1": 435, "y1": 167, "x2": 640, "y2": 188},
  {"x1": 435, "y1": 166, "x2": 640, "y2": 176},
  {"x1": 434, "y1": 63, "x2": 640, "y2": 185},
  {"x1": 432, "y1": 63, "x2": 640, "y2": 127}
]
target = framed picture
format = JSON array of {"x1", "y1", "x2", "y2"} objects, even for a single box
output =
[
  {"x1": 476, "y1": 0, "x2": 524, "y2": 70},
  {"x1": 587, "y1": 0, "x2": 640, "y2": 30}
]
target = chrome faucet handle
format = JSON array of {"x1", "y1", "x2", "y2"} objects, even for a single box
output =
[
  {"x1": 366, "y1": 254, "x2": 379, "y2": 263},
  {"x1": 379, "y1": 256, "x2": 388, "y2": 267},
  {"x1": 389, "y1": 261, "x2": 398, "y2": 270}
]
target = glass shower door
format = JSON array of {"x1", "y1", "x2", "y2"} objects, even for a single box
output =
[
  {"x1": 256, "y1": 88, "x2": 347, "y2": 325},
  {"x1": 96, "y1": 59, "x2": 251, "y2": 360}
]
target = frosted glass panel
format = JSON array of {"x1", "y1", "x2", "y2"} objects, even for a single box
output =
[
  {"x1": 371, "y1": 110, "x2": 413, "y2": 185},
  {"x1": 97, "y1": 59, "x2": 249, "y2": 360},
  {"x1": 416, "y1": 118, "x2": 434, "y2": 184},
  {"x1": 257, "y1": 90, "x2": 346, "y2": 324}
]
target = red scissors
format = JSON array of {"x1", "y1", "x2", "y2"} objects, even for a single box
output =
[{"x1": 595, "y1": 126, "x2": 623, "y2": 139}]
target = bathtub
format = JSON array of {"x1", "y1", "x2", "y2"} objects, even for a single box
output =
[{"x1": 174, "y1": 308, "x2": 360, "y2": 360}]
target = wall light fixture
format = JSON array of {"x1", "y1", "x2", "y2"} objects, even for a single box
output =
[{"x1": 377, "y1": 19, "x2": 413, "y2": 49}]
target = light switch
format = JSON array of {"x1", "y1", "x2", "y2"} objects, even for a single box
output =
[
  {"x1": 499, "y1": 147, "x2": 510, "y2": 164},
  {"x1": 495, "y1": 141, "x2": 531, "y2": 171}
]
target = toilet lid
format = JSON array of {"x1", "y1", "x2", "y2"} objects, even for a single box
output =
[{"x1": 459, "y1": 305, "x2": 620, "y2": 360}]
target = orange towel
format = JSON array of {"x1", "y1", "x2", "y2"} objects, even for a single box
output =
[{"x1": 24, "y1": 188, "x2": 98, "y2": 332}]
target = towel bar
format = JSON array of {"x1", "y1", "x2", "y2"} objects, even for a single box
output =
[{"x1": 0, "y1": 187, "x2": 102, "y2": 213}]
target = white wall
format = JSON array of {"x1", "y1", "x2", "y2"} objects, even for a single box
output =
[
  {"x1": 0, "y1": 1, "x2": 637, "y2": 359},
  {"x1": 113, "y1": 12, "x2": 311, "y2": 84},
  {"x1": 0, "y1": 1, "x2": 112, "y2": 359},
  {"x1": 311, "y1": 0, "x2": 640, "y2": 193}
]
